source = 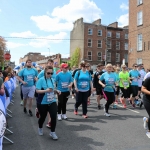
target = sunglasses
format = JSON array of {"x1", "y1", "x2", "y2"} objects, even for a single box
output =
[
  {"x1": 85, "y1": 66, "x2": 90, "y2": 67},
  {"x1": 134, "y1": 66, "x2": 137, "y2": 67},
  {"x1": 82, "y1": 65, "x2": 86, "y2": 68},
  {"x1": 47, "y1": 72, "x2": 53, "y2": 75}
]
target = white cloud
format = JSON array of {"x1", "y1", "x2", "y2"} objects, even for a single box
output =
[
  {"x1": 31, "y1": 0, "x2": 102, "y2": 32},
  {"x1": 28, "y1": 32, "x2": 67, "y2": 48},
  {"x1": 61, "y1": 53, "x2": 69, "y2": 58},
  {"x1": 120, "y1": 3, "x2": 129, "y2": 11},
  {"x1": 10, "y1": 31, "x2": 37, "y2": 38},
  {"x1": 117, "y1": 13, "x2": 129, "y2": 27},
  {"x1": 6, "y1": 42, "x2": 27, "y2": 49}
]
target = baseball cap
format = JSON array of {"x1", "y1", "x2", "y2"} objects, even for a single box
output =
[{"x1": 61, "y1": 63, "x2": 68, "y2": 68}]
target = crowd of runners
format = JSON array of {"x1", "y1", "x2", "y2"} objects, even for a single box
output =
[{"x1": 1, "y1": 59, "x2": 150, "y2": 139}]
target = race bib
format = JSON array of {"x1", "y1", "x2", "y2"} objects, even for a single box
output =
[
  {"x1": 61, "y1": 82, "x2": 69, "y2": 89},
  {"x1": 27, "y1": 74, "x2": 34, "y2": 81},
  {"x1": 81, "y1": 81, "x2": 88, "y2": 88},
  {"x1": 123, "y1": 81, "x2": 128, "y2": 86},
  {"x1": 0, "y1": 109, "x2": 6, "y2": 138},
  {"x1": 133, "y1": 77, "x2": 137, "y2": 82},
  {"x1": 108, "y1": 78, "x2": 115, "y2": 85},
  {"x1": 47, "y1": 92, "x2": 55, "y2": 102}
]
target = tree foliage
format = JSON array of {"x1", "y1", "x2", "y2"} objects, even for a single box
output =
[{"x1": 69, "y1": 47, "x2": 80, "y2": 67}]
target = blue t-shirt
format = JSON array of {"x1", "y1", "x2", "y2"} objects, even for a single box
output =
[
  {"x1": 74, "y1": 70, "x2": 91, "y2": 92},
  {"x1": 99, "y1": 72, "x2": 117, "y2": 92},
  {"x1": 56, "y1": 71, "x2": 73, "y2": 92},
  {"x1": 129, "y1": 70, "x2": 140, "y2": 86},
  {"x1": 18, "y1": 68, "x2": 38, "y2": 87},
  {"x1": 114, "y1": 72, "x2": 120, "y2": 84},
  {"x1": 37, "y1": 70, "x2": 56, "y2": 80},
  {"x1": 36, "y1": 77, "x2": 56, "y2": 104}
]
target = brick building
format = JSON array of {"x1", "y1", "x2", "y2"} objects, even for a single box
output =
[
  {"x1": 129, "y1": 0, "x2": 150, "y2": 69},
  {"x1": 70, "y1": 18, "x2": 128, "y2": 68},
  {"x1": 19, "y1": 52, "x2": 45, "y2": 63}
]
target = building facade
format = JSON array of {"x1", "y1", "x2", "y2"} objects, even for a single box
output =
[
  {"x1": 19, "y1": 52, "x2": 45, "y2": 63},
  {"x1": 70, "y1": 18, "x2": 128, "y2": 67},
  {"x1": 129, "y1": 0, "x2": 150, "y2": 69}
]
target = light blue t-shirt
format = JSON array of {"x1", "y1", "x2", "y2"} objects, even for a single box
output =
[
  {"x1": 56, "y1": 71, "x2": 73, "y2": 92},
  {"x1": 99, "y1": 72, "x2": 117, "y2": 92},
  {"x1": 114, "y1": 72, "x2": 120, "y2": 84},
  {"x1": 74, "y1": 70, "x2": 91, "y2": 92},
  {"x1": 36, "y1": 77, "x2": 56, "y2": 104},
  {"x1": 37, "y1": 69, "x2": 56, "y2": 80},
  {"x1": 129, "y1": 70, "x2": 140, "y2": 86},
  {"x1": 18, "y1": 68, "x2": 38, "y2": 87}
]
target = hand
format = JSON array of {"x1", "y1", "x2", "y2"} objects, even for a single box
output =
[
  {"x1": 102, "y1": 84, "x2": 105, "y2": 88},
  {"x1": 68, "y1": 85, "x2": 72, "y2": 89},
  {"x1": 22, "y1": 81, "x2": 27, "y2": 85},
  {"x1": 124, "y1": 87, "x2": 127, "y2": 90},
  {"x1": 57, "y1": 90, "x2": 61, "y2": 95},
  {"x1": 34, "y1": 77, "x2": 38, "y2": 81},
  {"x1": 75, "y1": 88, "x2": 79, "y2": 92},
  {"x1": 46, "y1": 88, "x2": 53, "y2": 93}
]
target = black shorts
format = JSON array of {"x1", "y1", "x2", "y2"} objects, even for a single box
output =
[
  {"x1": 115, "y1": 86, "x2": 120, "y2": 96},
  {"x1": 120, "y1": 87, "x2": 130, "y2": 99},
  {"x1": 138, "y1": 87, "x2": 141, "y2": 91},
  {"x1": 96, "y1": 88, "x2": 103, "y2": 95},
  {"x1": 131, "y1": 85, "x2": 139, "y2": 97}
]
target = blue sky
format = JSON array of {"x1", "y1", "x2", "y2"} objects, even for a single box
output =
[{"x1": 0, "y1": 0, "x2": 128, "y2": 65}]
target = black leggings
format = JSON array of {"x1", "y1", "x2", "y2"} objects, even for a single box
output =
[
  {"x1": 37, "y1": 102, "x2": 57, "y2": 132},
  {"x1": 58, "y1": 91, "x2": 70, "y2": 114},
  {"x1": 20, "y1": 85, "x2": 23, "y2": 100},
  {"x1": 143, "y1": 96, "x2": 150, "y2": 130},
  {"x1": 104, "y1": 91, "x2": 115, "y2": 113},
  {"x1": 75, "y1": 91, "x2": 89, "y2": 115}
]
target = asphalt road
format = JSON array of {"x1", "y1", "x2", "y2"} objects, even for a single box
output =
[{"x1": 3, "y1": 86, "x2": 150, "y2": 150}]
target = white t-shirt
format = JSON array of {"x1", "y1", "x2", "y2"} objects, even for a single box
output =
[
  {"x1": 138, "y1": 69, "x2": 146, "y2": 87},
  {"x1": 144, "y1": 72, "x2": 150, "y2": 81}
]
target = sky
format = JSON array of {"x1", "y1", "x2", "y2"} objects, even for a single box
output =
[{"x1": 0, "y1": 0, "x2": 128, "y2": 65}]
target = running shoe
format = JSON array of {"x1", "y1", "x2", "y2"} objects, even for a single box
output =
[
  {"x1": 82, "y1": 115, "x2": 88, "y2": 118},
  {"x1": 115, "y1": 100, "x2": 118, "y2": 104},
  {"x1": 24, "y1": 107, "x2": 27, "y2": 114},
  {"x1": 29, "y1": 110, "x2": 33, "y2": 116},
  {"x1": 62, "y1": 114, "x2": 67, "y2": 120},
  {"x1": 46, "y1": 122, "x2": 51, "y2": 128},
  {"x1": 132, "y1": 104, "x2": 135, "y2": 108},
  {"x1": 50, "y1": 132, "x2": 58, "y2": 140},
  {"x1": 72, "y1": 96, "x2": 75, "y2": 99},
  {"x1": 143, "y1": 117, "x2": 148, "y2": 130},
  {"x1": 20, "y1": 100, "x2": 24, "y2": 106},
  {"x1": 35, "y1": 108, "x2": 40, "y2": 118},
  {"x1": 57, "y1": 114, "x2": 62, "y2": 121},
  {"x1": 146, "y1": 132, "x2": 150, "y2": 138},
  {"x1": 38, "y1": 128, "x2": 43, "y2": 136},
  {"x1": 112, "y1": 104, "x2": 117, "y2": 109},
  {"x1": 104, "y1": 113, "x2": 110, "y2": 117},
  {"x1": 123, "y1": 104, "x2": 127, "y2": 108},
  {"x1": 98, "y1": 105, "x2": 101, "y2": 110},
  {"x1": 74, "y1": 110, "x2": 78, "y2": 115}
]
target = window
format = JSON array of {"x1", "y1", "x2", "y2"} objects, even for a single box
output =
[
  {"x1": 116, "y1": 32, "x2": 120, "y2": 38},
  {"x1": 125, "y1": 43, "x2": 128, "y2": 50},
  {"x1": 125, "y1": 34, "x2": 128, "y2": 39},
  {"x1": 107, "y1": 40, "x2": 111, "y2": 49},
  {"x1": 97, "y1": 52, "x2": 102, "y2": 61},
  {"x1": 137, "y1": 34, "x2": 142, "y2": 51},
  {"x1": 88, "y1": 28, "x2": 93, "y2": 35},
  {"x1": 88, "y1": 39, "x2": 92, "y2": 47},
  {"x1": 98, "y1": 30, "x2": 102, "y2": 36},
  {"x1": 137, "y1": 58, "x2": 142, "y2": 64},
  {"x1": 97, "y1": 40, "x2": 102, "y2": 48},
  {"x1": 137, "y1": 0, "x2": 143, "y2": 5},
  {"x1": 137, "y1": 11, "x2": 143, "y2": 26},
  {"x1": 107, "y1": 52, "x2": 111, "y2": 62},
  {"x1": 116, "y1": 41, "x2": 120, "y2": 50},
  {"x1": 124, "y1": 54, "x2": 128, "y2": 63},
  {"x1": 87, "y1": 51, "x2": 92, "y2": 61},
  {"x1": 116, "y1": 53, "x2": 120, "y2": 62},
  {"x1": 107, "y1": 31, "x2": 112, "y2": 37}
]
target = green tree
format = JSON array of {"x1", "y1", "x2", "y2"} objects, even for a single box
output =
[{"x1": 69, "y1": 47, "x2": 80, "y2": 67}]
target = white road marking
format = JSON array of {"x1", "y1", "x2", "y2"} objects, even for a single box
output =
[{"x1": 116, "y1": 104, "x2": 140, "y2": 114}]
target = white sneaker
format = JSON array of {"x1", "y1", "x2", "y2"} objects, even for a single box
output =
[
  {"x1": 72, "y1": 96, "x2": 75, "y2": 99},
  {"x1": 20, "y1": 100, "x2": 24, "y2": 106},
  {"x1": 143, "y1": 117, "x2": 148, "y2": 130},
  {"x1": 104, "y1": 107, "x2": 106, "y2": 113},
  {"x1": 104, "y1": 113, "x2": 110, "y2": 117},
  {"x1": 50, "y1": 132, "x2": 58, "y2": 140},
  {"x1": 57, "y1": 114, "x2": 62, "y2": 121},
  {"x1": 38, "y1": 128, "x2": 43, "y2": 136},
  {"x1": 146, "y1": 132, "x2": 150, "y2": 138},
  {"x1": 62, "y1": 114, "x2": 67, "y2": 120}
]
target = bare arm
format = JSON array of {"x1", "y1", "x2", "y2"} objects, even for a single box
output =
[
  {"x1": 141, "y1": 86, "x2": 150, "y2": 95},
  {"x1": 99, "y1": 80, "x2": 105, "y2": 88}
]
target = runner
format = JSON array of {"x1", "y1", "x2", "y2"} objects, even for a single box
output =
[
  {"x1": 56, "y1": 63, "x2": 73, "y2": 120},
  {"x1": 119, "y1": 64, "x2": 130, "y2": 108},
  {"x1": 99, "y1": 64, "x2": 117, "y2": 117},
  {"x1": 17, "y1": 59, "x2": 38, "y2": 116},
  {"x1": 74, "y1": 62, "x2": 93, "y2": 118},
  {"x1": 129, "y1": 63, "x2": 141, "y2": 107},
  {"x1": 93, "y1": 64, "x2": 104, "y2": 109},
  {"x1": 36, "y1": 66, "x2": 58, "y2": 140},
  {"x1": 141, "y1": 77, "x2": 150, "y2": 138}
]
